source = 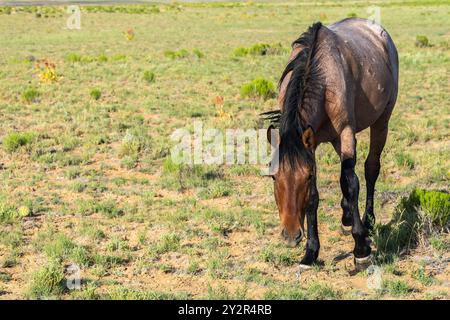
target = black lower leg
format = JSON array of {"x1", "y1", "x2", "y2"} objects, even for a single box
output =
[
  {"x1": 340, "y1": 158, "x2": 371, "y2": 258},
  {"x1": 363, "y1": 157, "x2": 380, "y2": 230},
  {"x1": 300, "y1": 182, "x2": 320, "y2": 266},
  {"x1": 341, "y1": 197, "x2": 352, "y2": 227}
]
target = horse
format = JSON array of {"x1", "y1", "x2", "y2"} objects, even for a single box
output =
[{"x1": 261, "y1": 18, "x2": 399, "y2": 269}]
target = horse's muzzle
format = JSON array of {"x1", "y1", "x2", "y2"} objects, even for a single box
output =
[{"x1": 282, "y1": 228, "x2": 304, "y2": 247}]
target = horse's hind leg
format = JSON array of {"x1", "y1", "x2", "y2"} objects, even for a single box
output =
[{"x1": 363, "y1": 112, "x2": 391, "y2": 231}]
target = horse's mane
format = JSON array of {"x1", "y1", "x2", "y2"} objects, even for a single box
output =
[{"x1": 261, "y1": 22, "x2": 324, "y2": 168}]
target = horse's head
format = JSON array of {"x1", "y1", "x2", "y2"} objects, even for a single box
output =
[{"x1": 267, "y1": 125, "x2": 318, "y2": 247}]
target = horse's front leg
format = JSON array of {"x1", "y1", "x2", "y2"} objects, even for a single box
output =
[
  {"x1": 299, "y1": 178, "x2": 320, "y2": 267},
  {"x1": 339, "y1": 128, "x2": 372, "y2": 266}
]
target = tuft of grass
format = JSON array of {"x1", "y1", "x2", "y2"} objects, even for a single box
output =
[
  {"x1": 306, "y1": 283, "x2": 341, "y2": 299},
  {"x1": 233, "y1": 43, "x2": 286, "y2": 57},
  {"x1": 206, "y1": 284, "x2": 247, "y2": 300},
  {"x1": 198, "y1": 180, "x2": 232, "y2": 199},
  {"x1": 260, "y1": 244, "x2": 297, "y2": 267},
  {"x1": 382, "y1": 279, "x2": 412, "y2": 297},
  {"x1": 95, "y1": 199, "x2": 123, "y2": 219},
  {"x1": 193, "y1": 48, "x2": 204, "y2": 59},
  {"x1": 143, "y1": 70, "x2": 155, "y2": 83},
  {"x1": 0, "y1": 272, "x2": 12, "y2": 283},
  {"x1": 430, "y1": 235, "x2": 448, "y2": 252},
  {"x1": 240, "y1": 78, "x2": 275, "y2": 100},
  {"x1": 233, "y1": 47, "x2": 248, "y2": 57},
  {"x1": 395, "y1": 152, "x2": 415, "y2": 169},
  {"x1": 164, "y1": 49, "x2": 189, "y2": 59},
  {"x1": 265, "y1": 283, "x2": 340, "y2": 300},
  {"x1": 415, "y1": 35, "x2": 431, "y2": 48},
  {"x1": 2, "y1": 131, "x2": 36, "y2": 153},
  {"x1": 66, "y1": 53, "x2": 82, "y2": 62},
  {"x1": 27, "y1": 260, "x2": 65, "y2": 299},
  {"x1": 248, "y1": 43, "x2": 271, "y2": 56},
  {"x1": 413, "y1": 265, "x2": 435, "y2": 286},
  {"x1": 150, "y1": 233, "x2": 181, "y2": 256},
  {"x1": 264, "y1": 284, "x2": 307, "y2": 300},
  {"x1": 22, "y1": 88, "x2": 40, "y2": 103},
  {"x1": 90, "y1": 89, "x2": 102, "y2": 100},
  {"x1": 161, "y1": 157, "x2": 224, "y2": 191}
]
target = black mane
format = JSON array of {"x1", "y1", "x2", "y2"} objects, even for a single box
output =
[{"x1": 261, "y1": 22, "x2": 324, "y2": 168}]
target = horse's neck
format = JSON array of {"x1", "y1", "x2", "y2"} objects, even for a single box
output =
[{"x1": 299, "y1": 89, "x2": 327, "y2": 135}]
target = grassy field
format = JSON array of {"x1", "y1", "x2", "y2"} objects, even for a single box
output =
[{"x1": 0, "y1": 1, "x2": 449, "y2": 300}]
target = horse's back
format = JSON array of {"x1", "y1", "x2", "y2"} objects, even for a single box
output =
[{"x1": 327, "y1": 18, "x2": 399, "y2": 131}]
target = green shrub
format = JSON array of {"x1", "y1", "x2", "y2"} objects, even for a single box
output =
[
  {"x1": 22, "y1": 88, "x2": 40, "y2": 103},
  {"x1": 415, "y1": 35, "x2": 431, "y2": 48},
  {"x1": 66, "y1": 53, "x2": 82, "y2": 62},
  {"x1": 373, "y1": 189, "x2": 449, "y2": 260},
  {"x1": 27, "y1": 260, "x2": 65, "y2": 299},
  {"x1": 3, "y1": 132, "x2": 36, "y2": 153},
  {"x1": 143, "y1": 71, "x2": 155, "y2": 83},
  {"x1": 240, "y1": 78, "x2": 275, "y2": 100},
  {"x1": 90, "y1": 89, "x2": 102, "y2": 100},
  {"x1": 233, "y1": 47, "x2": 249, "y2": 57},
  {"x1": 347, "y1": 12, "x2": 358, "y2": 18},
  {"x1": 164, "y1": 49, "x2": 189, "y2": 59},
  {"x1": 248, "y1": 43, "x2": 271, "y2": 55},
  {"x1": 408, "y1": 189, "x2": 449, "y2": 228},
  {"x1": 97, "y1": 54, "x2": 108, "y2": 62},
  {"x1": 233, "y1": 43, "x2": 286, "y2": 57},
  {"x1": 193, "y1": 48, "x2": 204, "y2": 58}
]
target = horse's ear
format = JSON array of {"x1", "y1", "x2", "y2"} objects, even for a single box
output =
[
  {"x1": 302, "y1": 127, "x2": 316, "y2": 150},
  {"x1": 267, "y1": 125, "x2": 280, "y2": 146}
]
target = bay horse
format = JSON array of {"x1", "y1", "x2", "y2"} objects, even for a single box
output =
[{"x1": 262, "y1": 18, "x2": 398, "y2": 269}]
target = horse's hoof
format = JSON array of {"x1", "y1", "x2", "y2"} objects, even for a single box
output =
[
  {"x1": 354, "y1": 254, "x2": 373, "y2": 271},
  {"x1": 299, "y1": 263, "x2": 313, "y2": 271},
  {"x1": 340, "y1": 224, "x2": 352, "y2": 235}
]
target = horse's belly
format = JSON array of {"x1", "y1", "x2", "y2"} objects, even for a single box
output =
[{"x1": 354, "y1": 68, "x2": 394, "y2": 132}]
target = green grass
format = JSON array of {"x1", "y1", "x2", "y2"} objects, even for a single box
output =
[
  {"x1": 240, "y1": 78, "x2": 276, "y2": 100},
  {"x1": 90, "y1": 89, "x2": 102, "y2": 100},
  {"x1": 22, "y1": 88, "x2": 40, "y2": 103},
  {"x1": 373, "y1": 189, "x2": 449, "y2": 261},
  {"x1": 0, "y1": 0, "x2": 448, "y2": 299},
  {"x1": 107, "y1": 286, "x2": 188, "y2": 300},
  {"x1": 415, "y1": 35, "x2": 431, "y2": 48},
  {"x1": 2, "y1": 132, "x2": 36, "y2": 153},
  {"x1": 27, "y1": 260, "x2": 65, "y2": 299},
  {"x1": 143, "y1": 71, "x2": 155, "y2": 83},
  {"x1": 382, "y1": 279, "x2": 413, "y2": 297}
]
